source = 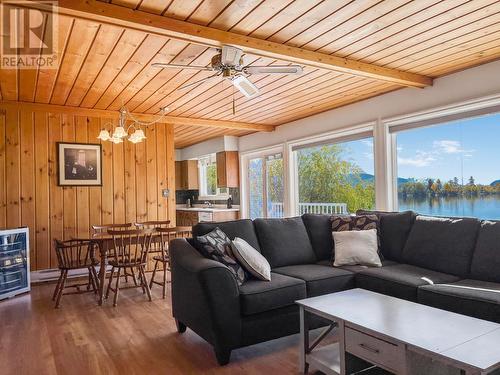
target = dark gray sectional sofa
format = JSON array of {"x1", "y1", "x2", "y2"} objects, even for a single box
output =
[{"x1": 170, "y1": 211, "x2": 500, "y2": 365}]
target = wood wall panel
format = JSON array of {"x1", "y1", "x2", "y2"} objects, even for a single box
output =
[{"x1": 0, "y1": 105, "x2": 176, "y2": 271}]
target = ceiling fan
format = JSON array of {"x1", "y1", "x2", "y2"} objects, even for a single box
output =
[{"x1": 151, "y1": 45, "x2": 303, "y2": 100}]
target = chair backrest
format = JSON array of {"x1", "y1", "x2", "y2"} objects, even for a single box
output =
[
  {"x1": 134, "y1": 220, "x2": 171, "y2": 229},
  {"x1": 54, "y1": 239, "x2": 96, "y2": 269},
  {"x1": 92, "y1": 223, "x2": 132, "y2": 235},
  {"x1": 156, "y1": 226, "x2": 192, "y2": 255},
  {"x1": 107, "y1": 229, "x2": 154, "y2": 266}
]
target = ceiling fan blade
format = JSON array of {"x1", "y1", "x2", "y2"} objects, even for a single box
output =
[
  {"x1": 178, "y1": 74, "x2": 220, "y2": 90},
  {"x1": 243, "y1": 65, "x2": 303, "y2": 75},
  {"x1": 221, "y1": 45, "x2": 243, "y2": 66},
  {"x1": 151, "y1": 63, "x2": 213, "y2": 71},
  {"x1": 232, "y1": 75, "x2": 260, "y2": 98}
]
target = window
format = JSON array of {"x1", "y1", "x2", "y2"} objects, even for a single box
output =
[
  {"x1": 248, "y1": 153, "x2": 284, "y2": 219},
  {"x1": 292, "y1": 135, "x2": 375, "y2": 215},
  {"x1": 198, "y1": 155, "x2": 228, "y2": 199},
  {"x1": 394, "y1": 112, "x2": 500, "y2": 219}
]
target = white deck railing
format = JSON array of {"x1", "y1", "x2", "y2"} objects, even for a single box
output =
[{"x1": 268, "y1": 202, "x2": 348, "y2": 217}]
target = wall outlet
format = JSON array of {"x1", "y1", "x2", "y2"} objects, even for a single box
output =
[{"x1": 162, "y1": 189, "x2": 169, "y2": 198}]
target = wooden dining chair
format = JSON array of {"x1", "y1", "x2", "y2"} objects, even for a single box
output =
[
  {"x1": 53, "y1": 239, "x2": 99, "y2": 308},
  {"x1": 149, "y1": 226, "x2": 192, "y2": 299},
  {"x1": 134, "y1": 220, "x2": 171, "y2": 229},
  {"x1": 92, "y1": 223, "x2": 138, "y2": 283},
  {"x1": 106, "y1": 229, "x2": 154, "y2": 306}
]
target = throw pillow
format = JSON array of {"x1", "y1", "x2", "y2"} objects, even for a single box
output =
[
  {"x1": 330, "y1": 215, "x2": 355, "y2": 264},
  {"x1": 196, "y1": 228, "x2": 247, "y2": 285},
  {"x1": 231, "y1": 237, "x2": 271, "y2": 281},
  {"x1": 331, "y1": 215, "x2": 354, "y2": 232},
  {"x1": 332, "y1": 229, "x2": 382, "y2": 267},
  {"x1": 353, "y1": 214, "x2": 383, "y2": 259}
]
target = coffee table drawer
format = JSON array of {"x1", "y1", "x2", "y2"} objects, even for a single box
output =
[{"x1": 345, "y1": 327, "x2": 406, "y2": 373}]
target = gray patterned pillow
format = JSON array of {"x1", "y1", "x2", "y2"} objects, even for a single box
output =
[{"x1": 196, "y1": 228, "x2": 247, "y2": 286}]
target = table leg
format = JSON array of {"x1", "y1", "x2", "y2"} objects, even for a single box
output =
[
  {"x1": 299, "y1": 306, "x2": 310, "y2": 374},
  {"x1": 98, "y1": 242, "x2": 107, "y2": 306}
]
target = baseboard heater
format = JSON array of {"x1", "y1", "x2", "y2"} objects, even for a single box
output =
[{"x1": 30, "y1": 265, "x2": 112, "y2": 284}]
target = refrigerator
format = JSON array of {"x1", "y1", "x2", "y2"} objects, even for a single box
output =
[{"x1": 0, "y1": 227, "x2": 30, "y2": 300}]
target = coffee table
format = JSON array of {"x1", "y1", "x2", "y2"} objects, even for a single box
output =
[{"x1": 297, "y1": 288, "x2": 500, "y2": 375}]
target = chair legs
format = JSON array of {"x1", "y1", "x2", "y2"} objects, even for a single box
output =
[
  {"x1": 149, "y1": 260, "x2": 170, "y2": 299},
  {"x1": 52, "y1": 271, "x2": 64, "y2": 301},
  {"x1": 106, "y1": 265, "x2": 152, "y2": 306},
  {"x1": 53, "y1": 267, "x2": 98, "y2": 308},
  {"x1": 54, "y1": 270, "x2": 68, "y2": 308}
]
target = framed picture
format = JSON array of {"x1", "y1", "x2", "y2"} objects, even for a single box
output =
[{"x1": 57, "y1": 142, "x2": 102, "y2": 186}]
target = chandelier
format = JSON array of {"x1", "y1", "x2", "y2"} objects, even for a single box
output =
[{"x1": 97, "y1": 106, "x2": 168, "y2": 144}]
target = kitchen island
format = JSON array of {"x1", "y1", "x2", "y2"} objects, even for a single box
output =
[{"x1": 176, "y1": 206, "x2": 240, "y2": 226}]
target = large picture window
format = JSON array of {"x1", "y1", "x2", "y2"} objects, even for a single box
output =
[
  {"x1": 292, "y1": 135, "x2": 375, "y2": 215},
  {"x1": 395, "y1": 112, "x2": 500, "y2": 219}
]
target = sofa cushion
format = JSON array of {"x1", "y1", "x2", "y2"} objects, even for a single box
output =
[
  {"x1": 238, "y1": 272, "x2": 306, "y2": 315},
  {"x1": 401, "y1": 215, "x2": 480, "y2": 277},
  {"x1": 272, "y1": 264, "x2": 354, "y2": 297},
  {"x1": 254, "y1": 217, "x2": 316, "y2": 268},
  {"x1": 337, "y1": 259, "x2": 398, "y2": 274},
  {"x1": 193, "y1": 219, "x2": 261, "y2": 252},
  {"x1": 470, "y1": 220, "x2": 500, "y2": 283},
  {"x1": 418, "y1": 279, "x2": 500, "y2": 323},
  {"x1": 356, "y1": 264, "x2": 461, "y2": 301},
  {"x1": 301, "y1": 214, "x2": 333, "y2": 261},
  {"x1": 357, "y1": 210, "x2": 416, "y2": 261}
]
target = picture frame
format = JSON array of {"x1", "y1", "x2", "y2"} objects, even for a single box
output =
[{"x1": 57, "y1": 142, "x2": 102, "y2": 186}]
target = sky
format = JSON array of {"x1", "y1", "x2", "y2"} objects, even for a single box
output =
[
  {"x1": 396, "y1": 113, "x2": 500, "y2": 185},
  {"x1": 337, "y1": 112, "x2": 500, "y2": 185}
]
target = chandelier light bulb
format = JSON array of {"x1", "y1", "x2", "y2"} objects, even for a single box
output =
[
  {"x1": 97, "y1": 129, "x2": 111, "y2": 141},
  {"x1": 110, "y1": 136, "x2": 123, "y2": 144},
  {"x1": 112, "y1": 126, "x2": 127, "y2": 139}
]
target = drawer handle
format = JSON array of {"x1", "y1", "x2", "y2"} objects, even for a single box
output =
[{"x1": 359, "y1": 343, "x2": 380, "y2": 354}]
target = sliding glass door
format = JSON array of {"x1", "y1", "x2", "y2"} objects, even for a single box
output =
[{"x1": 248, "y1": 153, "x2": 284, "y2": 219}]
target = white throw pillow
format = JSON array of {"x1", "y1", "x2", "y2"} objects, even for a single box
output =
[
  {"x1": 333, "y1": 229, "x2": 382, "y2": 267},
  {"x1": 230, "y1": 237, "x2": 271, "y2": 281}
]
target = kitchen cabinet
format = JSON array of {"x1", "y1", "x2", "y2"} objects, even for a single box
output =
[
  {"x1": 175, "y1": 160, "x2": 198, "y2": 190},
  {"x1": 216, "y1": 151, "x2": 239, "y2": 188}
]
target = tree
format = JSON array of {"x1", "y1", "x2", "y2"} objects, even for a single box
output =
[
  {"x1": 468, "y1": 176, "x2": 475, "y2": 186},
  {"x1": 297, "y1": 144, "x2": 375, "y2": 213}
]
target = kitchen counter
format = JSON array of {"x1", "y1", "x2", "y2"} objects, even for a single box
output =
[
  {"x1": 176, "y1": 207, "x2": 240, "y2": 212},
  {"x1": 176, "y1": 206, "x2": 240, "y2": 226}
]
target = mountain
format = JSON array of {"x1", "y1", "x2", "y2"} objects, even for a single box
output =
[
  {"x1": 354, "y1": 173, "x2": 409, "y2": 185},
  {"x1": 491, "y1": 180, "x2": 500, "y2": 186}
]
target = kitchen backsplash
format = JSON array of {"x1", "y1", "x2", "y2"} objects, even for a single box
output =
[{"x1": 176, "y1": 188, "x2": 240, "y2": 206}]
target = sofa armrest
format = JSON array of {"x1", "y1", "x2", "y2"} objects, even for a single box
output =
[{"x1": 170, "y1": 238, "x2": 242, "y2": 351}]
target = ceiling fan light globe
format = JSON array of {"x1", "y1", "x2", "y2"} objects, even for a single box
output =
[{"x1": 232, "y1": 75, "x2": 260, "y2": 98}]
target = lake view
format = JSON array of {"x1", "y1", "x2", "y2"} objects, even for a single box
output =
[{"x1": 398, "y1": 195, "x2": 500, "y2": 220}]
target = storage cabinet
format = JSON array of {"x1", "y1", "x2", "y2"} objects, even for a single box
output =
[
  {"x1": 0, "y1": 227, "x2": 30, "y2": 300},
  {"x1": 175, "y1": 160, "x2": 199, "y2": 190},
  {"x1": 216, "y1": 151, "x2": 239, "y2": 188}
]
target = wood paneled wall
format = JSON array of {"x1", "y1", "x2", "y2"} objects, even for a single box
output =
[{"x1": 0, "y1": 106, "x2": 176, "y2": 271}]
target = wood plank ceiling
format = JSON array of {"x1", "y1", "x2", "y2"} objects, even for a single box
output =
[{"x1": 1, "y1": 0, "x2": 500, "y2": 148}]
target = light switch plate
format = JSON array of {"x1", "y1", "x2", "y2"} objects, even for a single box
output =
[{"x1": 162, "y1": 189, "x2": 169, "y2": 198}]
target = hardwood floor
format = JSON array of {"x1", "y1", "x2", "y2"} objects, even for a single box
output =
[{"x1": 0, "y1": 279, "x2": 307, "y2": 375}]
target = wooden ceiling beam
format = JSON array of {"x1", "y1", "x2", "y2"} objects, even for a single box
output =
[
  {"x1": 46, "y1": 0, "x2": 433, "y2": 88},
  {"x1": 0, "y1": 101, "x2": 274, "y2": 132}
]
